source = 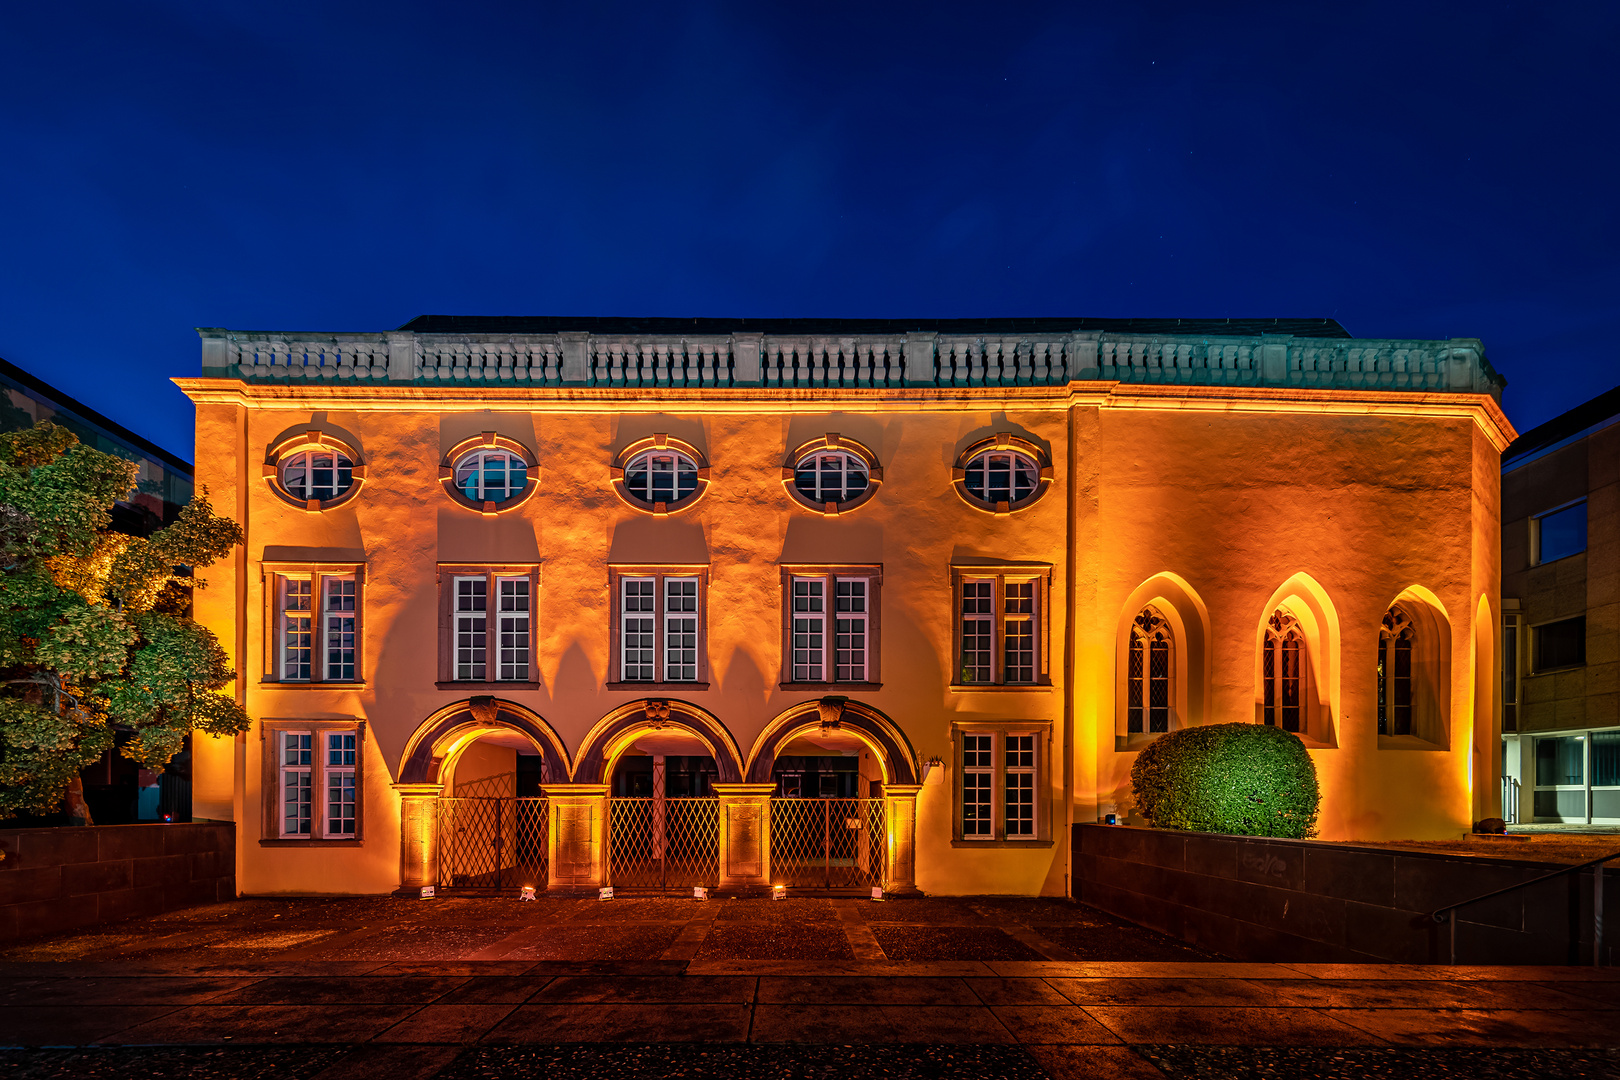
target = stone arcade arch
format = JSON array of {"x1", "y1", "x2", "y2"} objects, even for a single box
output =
[
  {"x1": 572, "y1": 699, "x2": 745, "y2": 785},
  {"x1": 393, "y1": 698, "x2": 571, "y2": 894},
  {"x1": 746, "y1": 698, "x2": 924, "y2": 893}
]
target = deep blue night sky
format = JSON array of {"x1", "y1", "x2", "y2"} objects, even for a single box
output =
[{"x1": 2, "y1": 2, "x2": 1616, "y2": 461}]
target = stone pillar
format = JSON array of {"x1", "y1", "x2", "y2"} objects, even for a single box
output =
[
  {"x1": 544, "y1": 783, "x2": 609, "y2": 894},
  {"x1": 386, "y1": 331, "x2": 417, "y2": 382},
  {"x1": 902, "y1": 332, "x2": 937, "y2": 385},
  {"x1": 731, "y1": 333, "x2": 763, "y2": 384},
  {"x1": 883, "y1": 783, "x2": 924, "y2": 895},
  {"x1": 1066, "y1": 332, "x2": 1100, "y2": 380},
  {"x1": 558, "y1": 332, "x2": 591, "y2": 384},
  {"x1": 393, "y1": 783, "x2": 443, "y2": 895},
  {"x1": 713, "y1": 783, "x2": 776, "y2": 894}
]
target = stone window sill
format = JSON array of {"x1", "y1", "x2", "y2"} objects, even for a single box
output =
[
  {"x1": 949, "y1": 684, "x2": 1052, "y2": 693},
  {"x1": 950, "y1": 839, "x2": 1055, "y2": 849},
  {"x1": 259, "y1": 681, "x2": 368, "y2": 690},
  {"x1": 435, "y1": 681, "x2": 541, "y2": 691},
  {"x1": 778, "y1": 682, "x2": 883, "y2": 691},
  {"x1": 259, "y1": 838, "x2": 364, "y2": 847},
  {"x1": 605, "y1": 682, "x2": 711, "y2": 692}
]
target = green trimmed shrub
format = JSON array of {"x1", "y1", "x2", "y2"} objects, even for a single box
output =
[{"x1": 1129, "y1": 723, "x2": 1320, "y2": 838}]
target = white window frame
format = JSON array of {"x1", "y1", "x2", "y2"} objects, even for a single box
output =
[
  {"x1": 279, "y1": 448, "x2": 354, "y2": 503},
  {"x1": 624, "y1": 448, "x2": 699, "y2": 505},
  {"x1": 266, "y1": 721, "x2": 365, "y2": 842},
  {"x1": 793, "y1": 449, "x2": 871, "y2": 505},
  {"x1": 267, "y1": 565, "x2": 363, "y2": 685},
  {"x1": 663, "y1": 576, "x2": 699, "y2": 682},
  {"x1": 952, "y1": 567, "x2": 1050, "y2": 688},
  {"x1": 961, "y1": 733, "x2": 995, "y2": 839},
  {"x1": 278, "y1": 730, "x2": 312, "y2": 838},
  {"x1": 609, "y1": 567, "x2": 709, "y2": 688},
  {"x1": 452, "y1": 448, "x2": 529, "y2": 504},
  {"x1": 324, "y1": 731, "x2": 357, "y2": 838},
  {"x1": 783, "y1": 568, "x2": 877, "y2": 685},
  {"x1": 953, "y1": 725, "x2": 1049, "y2": 842},
  {"x1": 437, "y1": 565, "x2": 539, "y2": 686}
]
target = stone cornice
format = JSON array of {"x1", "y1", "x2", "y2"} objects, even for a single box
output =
[{"x1": 173, "y1": 378, "x2": 1517, "y2": 451}]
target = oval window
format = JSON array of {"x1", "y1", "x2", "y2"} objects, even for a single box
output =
[
  {"x1": 793, "y1": 450, "x2": 869, "y2": 505},
  {"x1": 963, "y1": 449, "x2": 1039, "y2": 506},
  {"x1": 453, "y1": 449, "x2": 529, "y2": 503},
  {"x1": 624, "y1": 449, "x2": 699, "y2": 505},
  {"x1": 281, "y1": 450, "x2": 354, "y2": 502}
]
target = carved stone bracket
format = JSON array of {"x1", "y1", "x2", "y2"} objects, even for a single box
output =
[{"x1": 817, "y1": 696, "x2": 845, "y2": 732}]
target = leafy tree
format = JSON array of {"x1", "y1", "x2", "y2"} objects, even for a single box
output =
[{"x1": 0, "y1": 422, "x2": 248, "y2": 819}]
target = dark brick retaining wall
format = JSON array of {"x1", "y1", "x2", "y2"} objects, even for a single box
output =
[
  {"x1": 0, "y1": 823, "x2": 234, "y2": 942},
  {"x1": 1074, "y1": 824, "x2": 1618, "y2": 965}
]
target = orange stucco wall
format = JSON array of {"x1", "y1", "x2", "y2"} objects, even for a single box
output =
[{"x1": 182, "y1": 379, "x2": 1508, "y2": 897}]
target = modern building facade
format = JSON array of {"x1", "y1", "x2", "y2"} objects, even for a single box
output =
[
  {"x1": 0, "y1": 354, "x2": 197, "y2": 825},
  {"x1": 178, "y1": 317, "x2": 1512, "y2": 897},
  {"x1": 1500, "y1": 386, "x2": 1620, "y2": 826}
]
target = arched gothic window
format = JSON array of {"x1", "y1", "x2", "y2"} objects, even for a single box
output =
[
  {"x1": 1378, "y1": 609, "x2": 1415, "y2": 736},
  {"x1": 1128, "y1": 610, "x2": 1172, "y2": 734},
  {"x1": 1262, "y1": 611, "x2": 1308, "y2": 733}
]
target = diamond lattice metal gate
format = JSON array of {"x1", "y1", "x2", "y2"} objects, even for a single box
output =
[
  {"x1": 436, "y1": 797, "x2": 549, "y2": 892},
  {"x1": 770, "y1": 798, "x2": 886, "y2": 890},
  {"x1": 606, "y1": 796, "x2": 719, "y2": 892}
]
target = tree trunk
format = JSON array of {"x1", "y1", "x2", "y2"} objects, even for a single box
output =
[{"x1": 65, "y1": 774, "x2": 94, "y2": 826}]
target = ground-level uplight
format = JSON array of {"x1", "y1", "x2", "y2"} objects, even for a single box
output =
[
  {"x1": 871, "y1": 887, "x2": 884, "y2": 901},
  {"x1": 599, "y1": 886, "x2": 615, "y2": 901},
  {"x1": 772, "y1": 885, "x2": 787, "y2": 901},
  {"x1": 693, "y1": 886, "x2": 708, "y2": 900},
  {"x1": 519, "y1": 885, "x2": 536, "y2": 901},
  {"x1": 419, "y1": 885, "x2": 435, "y2": 899}
]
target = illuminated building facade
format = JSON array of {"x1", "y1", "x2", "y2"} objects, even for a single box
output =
[
  {"x1": 178, "y1": 316, "x2": 1513, "y2": 897},
  {"x1": 1499, "y1": 387, "x2": 1620, "y2": 825}
]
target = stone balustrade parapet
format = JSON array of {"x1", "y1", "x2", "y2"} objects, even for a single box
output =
[{"x1": 197, "y1": 325, "x2": 1503, "y2": 398}]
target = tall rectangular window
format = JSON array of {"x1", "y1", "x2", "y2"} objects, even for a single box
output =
[
  {"x1": 622, "y1": 577, "x2": 656, "y2": 681},
  {"x1": 1003, "y1": 582, "x2": 1036, "y2": 684},
  {"x1": 440, "y1": 567, "x2": 537, "y2": 684},
  {"x1": 269, "y1": 566, "x2": 364, "y2": 684},
  {"x1": 834, "y1": 579, "x2": 868, "y2": 682},
  {"x1": 960, "y1": 581, "x2": 994, "y2": 683},
  {"x1": 792, "y1": 577, "x2": 824, "y2": 682},
  {"x1": 280, "y1": 731, "x2": 312, "y2": 837},
  {"x1": 455, "y1": 576, "x2": 488, "y2": 681},
  {"x1": 267, "y1": 722, "x2": 364, "y2": 842},
  {"x1": 1503, "y1": 617, "x2": 1519, "y2": 732},
  {"x1": 496, "y1": 576, "x2": 530, "y2": 681},
  {"x1": 608, "y1": 569, "x2": 709, "y2": 687},
  {"x1": 325, "y1": 732, "x2": 357, "y2": 838},
  {"x1": 1005, "y1": 734, "x2": 1035, "y2": 836},
  {"x1": 784, "y1": 571, "x2": 877, "y2": 684},
  {"x1": 962, "y1": 734, "x2": 994, "y2": 838},
  {"x1": 956, "y1": 727, "x2": 1046, "y2": 840},
  {"x1": 324, "y1": 576, "x2": 356, "y2": 682},
  {"x1": 953, "y1": 568, "x2": 1050, "y2": 687},
  {"x1": 280, "y1": 578, "x2": 312, "y2": 681},
  {"x1": 664, "y1": 577, "x2": 698, "y2": 682}
]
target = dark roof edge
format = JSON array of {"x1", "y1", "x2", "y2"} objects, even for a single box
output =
[
  {"x1": 0, "y1": 355, "x2": 194, "y2": 475},
  {"x1": 1502, "y1": 384, "x2": 1620, "y2": 468},
  {"x1": 392, "y1": 314, "x2": 1357, "y2": 339}
]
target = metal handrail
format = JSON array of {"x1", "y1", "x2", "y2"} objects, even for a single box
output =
[{"x1": 1431, "y1": 849, "x2": 1620, "y2": 966}]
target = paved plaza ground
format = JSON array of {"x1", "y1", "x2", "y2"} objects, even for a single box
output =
[{"x1": 2, "y1": 895, "x2": 1618, "y2": 1078}]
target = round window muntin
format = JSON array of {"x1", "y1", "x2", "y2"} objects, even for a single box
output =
[
  {"x1": 624, "y1": 448, "x2": 699, "y2": 505},
  {"x1": 453, "y1": 449, "x2": 529, "y2": 504},
  {"x1": 281, "y1": 449, "x2": 354, "y2": 502},
  {"x1": 793, "y1": 450, "x2": 870, "y2": 505},
  {"x1": 963, "y1": 449, "x2": 1039, "y2": 506}
]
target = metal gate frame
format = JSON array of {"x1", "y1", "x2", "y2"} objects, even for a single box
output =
[
  {"x1": 606, "y1": 796, "x2": 719, "y2": 892},
  {"x1": 770, "y1": 797, "x2": 886, "y2": 890},
  {"x1": 436, "y1": 796, "x2": 549, "y2": 892}
]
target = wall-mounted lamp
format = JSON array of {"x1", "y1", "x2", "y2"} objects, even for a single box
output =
[{"x1": 921, "y1": 757, "x2": 946, "y2": 785}]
